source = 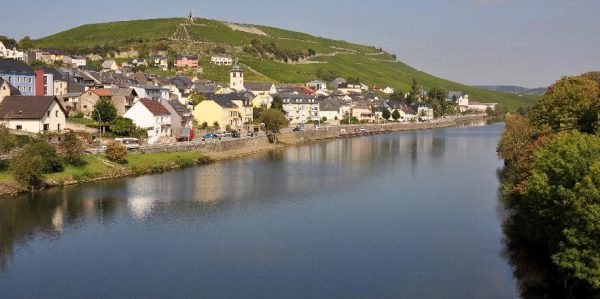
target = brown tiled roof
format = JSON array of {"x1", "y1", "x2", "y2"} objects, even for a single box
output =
[
  {"x1": 90, "y1": 88, "x2": 112, "y2": 97},
  {"x1": 139, "y1": 99, "x2": 170, "y2": 116},
  {"x1": 0, "y1": 96, "x2": 65, "y2": 119}
]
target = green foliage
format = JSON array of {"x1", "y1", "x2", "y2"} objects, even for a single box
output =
[
  {"x1": 92, "y1": 98, "x2": 117, "y2": 124},
  {"x1": 389, "y1": 91, "x2": 405, "y2": 101},
  {"x1": 340, "y1": 113, "x2": 359, "y2": 125},
  {"x1": 201, "y1": 122, "x2": 208, "y2": 129},
  {"x1": 11, "y1": 154, "x2": 45, "y2": 190},
  {"x1": 253, "y1": 105, "x2": 266, "y2": 122},
  {"x1": 529, "y1": 72, "x2": 600, "y2": 134},
  {"x1": 60, "y1": 131, "x2": 86, "y2": 166},
  {"x1": 391, "y1": 109, "x2": 400, "y2": 121},
  {"x1": 382, "y1": 109, "x2": 391, "y2": 120},
  {"x1": 26, "y1": 140, "x2": 64, "y2": 173},
  {"x1": 18, "y1": 36, "x2": 34, "y2": 50},
  {"x1": 0, "y1": 125, "x2": 16, "y2": 154},
  {"x1": 270, "y1": 96, "x2": 284, "y2": 112},
  {"x1": 189, "y1": 91, "x2": 206, "y2": 106},
  {"x1": 105, "y1": 141, "x2": 128, "y2": 164},
  {"x1": 213, "y1": 121, "x2": 219, "y2": 128},
  {"x1": 315, "y1": 68, "x2": 341, "y2": 82},
  {"x1": 0, "y1": 35, "x2": 17, "y2": 48},
  {"x1": 260, "y1": 109, "x2": 289, "y2": 134},
  {"x1": 111, "y1": 117, "x2": 135, "y2": 136},
  {"x1": 29, "y1": 60, "x2": 49, "y2": 69}
]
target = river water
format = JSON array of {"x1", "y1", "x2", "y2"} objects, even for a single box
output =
[{"x1": 0, "y1": 122, "x2": 517, "y2": 299}]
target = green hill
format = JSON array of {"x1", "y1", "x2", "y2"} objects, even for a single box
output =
[{"x1": 34, "y1": 18, "x2": 539, "y2": 110}]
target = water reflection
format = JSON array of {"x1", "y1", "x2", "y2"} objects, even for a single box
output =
[{"x1": 0, "y1": 122, "x2": 515, "y2": 299}]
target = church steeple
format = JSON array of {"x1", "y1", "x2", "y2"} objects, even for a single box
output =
[{"x1": 230, "y1": 57, "x2": 244, "y2": 91}]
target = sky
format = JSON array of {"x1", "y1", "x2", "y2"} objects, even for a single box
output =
[{"x1": 1, "y1": 0, "x2": 599, "y2": 87}]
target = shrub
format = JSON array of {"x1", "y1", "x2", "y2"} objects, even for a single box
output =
[
  {"x1": 60, "y1": 131, "x2": 86, "y2": 166},
  {"x1": 111, "y1": 117, "x2": 135, "y2": 136},
  {"x1": 0, "y1": 125, "x2": 16, "y2": 154},
  {"x1": 105, "y1": 141, "x2": 128, "y2": 164},
  {"x1": 24, "y1": 140, "x2": 63, "y2": 173},
  {"x1": 11, "y1": 153, "x2": 45, "y2": 190}
]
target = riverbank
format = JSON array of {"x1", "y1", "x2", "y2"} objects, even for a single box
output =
[{"x1": 0, "y1": 115, "x2": 486, "y2": 197}]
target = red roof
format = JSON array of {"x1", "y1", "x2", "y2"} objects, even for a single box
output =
[
  {"x1": 90, "y1": 88, "x2": 112, "y2": 97},
  {"x1": 139, "y1": 99, "x2": 170, "y2": 116}
]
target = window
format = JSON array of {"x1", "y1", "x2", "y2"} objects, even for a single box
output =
[
  {"x1": 16, "y1": 125, "x2": 22, "y2": 130},
  {"x1": 29, "y1": 87, "x2": 32, "y2": 93},
  {"x1": 47, "y1": 111, "x2": 50, "y2": 117},
  {"x1": 43, "y1": 124, "x2": 49, "y2": 131},
  {"x1": 57, "y1": 124, "x2": 61, "y2": 131},
  {"x1": 55, "y1": 110, "x2": 59, "y2": 117},
  {"x1": 17, "y1": 77, "x2": 20, "y2": 83}
]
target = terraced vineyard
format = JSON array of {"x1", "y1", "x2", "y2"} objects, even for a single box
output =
[{"x1": 34, "y1": 18, "x2": 540, "y2": 110}]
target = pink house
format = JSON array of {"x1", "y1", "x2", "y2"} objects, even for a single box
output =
[{"x1": 175, "y1": 55, "x2": 199, "y2": 69}]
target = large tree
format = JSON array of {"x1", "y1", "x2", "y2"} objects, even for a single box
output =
[
  {"x1": 270, "y1": 95, "x2": 285, "y2": 112},
  {"x1": 92, "y1": 98, "x2": 117, "y2": 124},
  {"x1": 60, "y1": 131, "x2": 85, "y2": 166},
  {"x1": 260, "y1": 109, "x2": 289, "y2": 143},
  {"x1": 382, "y1": 108, "x2": 391, "y2": 120}
]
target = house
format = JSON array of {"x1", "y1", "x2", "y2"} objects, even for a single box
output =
[
  {"x1": 0, "y1": 42, "x2": 24, "y2": 60},
  {"x1": 280, "y1": 93, "x2": 320, "y2": 125},
  {"x1": 129, "y1": 58, "x2": 148, "y2": 68},
  {"x1": 318, "y1": 98, "x2": 342, "y2": 124},
  {"x1": 352, "y1": 101, "x2": 374, "y2": 123},
  {"x1": 0, "y1": 59, "x2": 35, "y2": 96},
  {"x1": 411, "y1": 103, "x2": 434, "y2": 121},
  {"x1": 337, "y1": 83, "x2": 364, "y2": 94},
  {"x1": 78, "y1": 88, "x2": 137, "y2": 117},
  {"x1": 382, "y1": 86, "x2": 395, "y2": 95},
  {"x1": 192, "y1": 95, "x2": 242, "y2": 130},
  {"x1": 468, "y1": 102, "x2": 498, "y2": 112},
  {"x1": 63, "y1": 55, "x2": 87, "y2": 67},
  {"x1": 244, "y1": 82, "x2": 277, "y2": 96},
  {"x1": 0, "y1": 78, "x2": 21, "y2": 103},
  {"x1": 447, "y1": 91, "x2": 469, "y2": 106},
  {"x1": 102, "y1": 60, "x2": 118, "y2": 71},
  {"x1": 170, "y1": 75, "x2": 194, "y2": 94},
  {"x1": 160, "y1": 99, "x2": 192, "y2": 137},
  {"x1": 0, "y1": 96, "x2": 67, "y2": 133},
  {"x1": 175, "y1": 55, "x2": 199, "y2": 69},
  {"x1": 400, "y1": 107, "x2": 416, "y2": 122},
  {"x1": 124, "y1": 99, "x2": 171, "y2": 144},
  {"x1": 34, "y1": 68, "x2": 53, "y2": 96},
  {"x1": 251, "y1": 94, "x2": 273, "y2": 108},
  {"x1": 152, "y1": 56, "x2": 168, "y2": 70},
  {"x1": 41, "y1": 67, "x2": 67, "y2": 96},
  {"x1": 40, "y1": 50, "x2": 65, "y2": 64},
  {"x1": 306, "y1": 80, "x2": 327, "y2": 91},
  {"x1": 331, "y1": 78, "x2": 346, "y2": 88},
  {"x1": 211, "y1": 54, "x2": 233, "y2": 66}
]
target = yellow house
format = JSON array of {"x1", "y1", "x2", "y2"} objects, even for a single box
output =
[
  {"x1": 193, "y1": 97, "x2": 241, "y2": 130},
  {"x1": 232, "y1": 99, "x2": 253, "y2": 124}
]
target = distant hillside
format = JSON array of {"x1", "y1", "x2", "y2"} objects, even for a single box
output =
[
  {"x1": 34, "y1": 17, "x2": 539, "y2": 110},
  {"x1": 474, "y1": 85, "x2": 547, "y2": 96}
]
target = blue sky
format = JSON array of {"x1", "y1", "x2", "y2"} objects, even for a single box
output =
[{"x1": 1, "y1": 0, "x2": 598, "y2": 87}]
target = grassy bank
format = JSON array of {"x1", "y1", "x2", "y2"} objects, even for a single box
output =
[{"x1": 0, "y1": 151, "x2": 211, "y2": 195}]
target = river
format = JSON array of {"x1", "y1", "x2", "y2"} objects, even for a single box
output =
[{"x1": 0, "y1": 122, "x2": 518, "y2": 299}]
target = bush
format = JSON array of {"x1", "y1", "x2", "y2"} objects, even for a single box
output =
[
  {"x1": 105, "y1": 141, "x2": 128, "y2": 164},
  {"x1": 11, "y1": 154, "x2": 45, "y2": 190},
  {"x1": 111, "y1": 117, "x2": 135, "y2": 136},
  {"x1": 0, "y1": 125, "x2": 16, "y2": 154},
  {"x1": 60, "y1": 131, "x2": 86, "y2": 166},
  {"x1": 25, "y1": 140, "x2": 63, "y2": 173}
]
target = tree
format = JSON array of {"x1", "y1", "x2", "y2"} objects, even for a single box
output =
[
  {"x1": 428, "y1": 87, "x2": 446, "y2": 101},
  {"x1": 0, "y1": 125, "x2": 16, "y2": 154},
  {"x1": 0, "y1": 35, "x2": 17, "y2": 49},
  {"x1": 528, "y1": 72, "x2": 600, "y2": 134},
  {"x1": 18, "y1": 36, "x2": 34, "y2": 50},
  {"x1": 382, "y1": 109, "x2": 391, "y2": 120},
  {"x1": 253, "y1": 105, "x2": 266, "y2": 122},
  {"x1": 189, "y1": 91, "x2": 207, "y2": 106},
  {"x1": 201, "y1": 122, "x2": 208, "y2": 129},
  {"x1": 92, "y1": 98, "x2": 117, "y2": 124},
  {"x1": 111, "y1": 117, "x2": 135, "y2": 136},
  {"x1": 24, "y1": 140, "x2": 63, "y2": 173},
  {"x1": 60, "y1": 131, "x2": 85, "y2": 166},
  {"x1": 213, "y1": 121, "x2": 220, "y2": 129},
  {"x1": 321, "y1": 116, "x2": 327, "y2": 122},
  {"x1": 105, "y1": 141, "x2": 127, "y2": 164},
  {"x1": 260, "y1": 109, "x2": 289, "y2": 143},
  {"x1": 406, "y1": 78, "x2": 421, "y2": 105},
  {"x1": 271, "y1": 95, "x2": 284, "y2": 112},
  {"x1": 392, "y1": 109, "x2": 401, "y2": 121},
  {"x1": 389, "y1": 91, "x2": 405, "y2": 101}
]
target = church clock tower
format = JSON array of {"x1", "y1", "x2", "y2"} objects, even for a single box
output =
[{"x1": 230, "y1": 58, "x2": 244, "y2": 91}]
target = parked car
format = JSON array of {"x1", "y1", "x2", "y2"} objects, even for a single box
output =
[
  {"x1": 293, "y1": 126, "x2": 305, "y2": 132},
  {"x1": 230, "y1": 131, "x2": 241, "y2": 138},
  {"x1": 202, "y1": 133, "x2": 216, "y2": 141},
  {"x1": 176, "y1": 128, "x2": 195, "y2": 142},
  {"x1": 114, "y1": 138, "x2": 140, "y2": 150},
  {"x1": 355, "y1": 127, "x2": 367, "y2": 133}
]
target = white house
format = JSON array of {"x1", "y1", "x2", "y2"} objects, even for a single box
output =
[
  {"x1": 447, "y1": 91, "x2": 469, "y2": 106},
  {"x1": 281, "y1": 93, "x2": 320, "y2": 125},
  {"x1": 411, "y1": 103, "x2": 435, "y2": 121},
  {"x1": 123, "y1": 99, "x2": 172, "y2": 144},
  {"x1": 468, "y1": 102, "x2": 498, "y2": 112},
  {"x1": 0, "y1": 96, "x2": 67, "y2": 133},
  {"x1": 211, "y1": 54, "x2": 233, "y2": 66},
  {"x1": 382, "y1": 86, "x2": 395, "y2": 95},
  {"x1": 152, "y1": 56, "x2": 168, "y2": 71},
  {"x1": 63, "y1": 55, "x2": 87, "y2": 67},
  {"x1": 102, "y1": 60, "x2": 118, "y2": 71},
  {"x1": 318, "y1": 98, "x2": 342, "y2": 124},
  {"x1": 0, "y1": 42, "x2": 24, "y2": 61},
  {"x1": 306, "y1": 80, "x2": 327, "y2": 91}
]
